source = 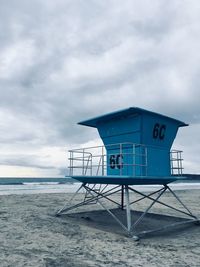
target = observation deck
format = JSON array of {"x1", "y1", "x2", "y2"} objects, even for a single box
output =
[{"x1": 69, "y1": 142, "x2": 184, "y2": 185}]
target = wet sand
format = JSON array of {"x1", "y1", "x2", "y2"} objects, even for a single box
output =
[{"x1": 0, "y1": 189, "x2": 200, "y2": 267}]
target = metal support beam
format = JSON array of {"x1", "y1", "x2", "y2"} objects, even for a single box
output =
[
  {"x1": 84, "y1": 185, "x2": 128, "y2": 233},
  {"x1": 125, "y1": 185, "x2": 131, "y2": 232},
  {"x1": 121, "y1": 185, "x2": 124, "y2": 210},
  {"x1": 166, "y1": 185, "x2": 198, "y2": 219},
  {"x1": 56, "y1": 183, "x2": 84, "y2": 216},
  {"x1": 56, "y1": 183, "x2": 199, "y2": 239},
  {"x1": 130, "y1": 186, "x2": 167, "y2": 232}
]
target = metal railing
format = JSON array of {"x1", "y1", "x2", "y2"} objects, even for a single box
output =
[
  {"x1": 170, "y1": 150, "x2": 184, "y2": 175},
  {"x1": 69, "y1": 143, "x2": 147, "y2": 177},
  {"x1": 68, "y1": 143, "x2": 184, "y2": 177}
]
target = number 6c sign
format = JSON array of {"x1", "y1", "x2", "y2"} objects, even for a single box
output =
[
  {"x1": 109, "y1": 154, "x2": 123, "y2": 169},
  {"x1": 152, "y1": 123, "x2": 166, "y2": 140}
]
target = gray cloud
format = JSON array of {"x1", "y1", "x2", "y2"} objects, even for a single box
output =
[
  {"x1": 0, "y1": 155, "x2": 54, "y2": 170},
  {"x1": 0, "y1": 0, "x2": 200, "y2": 175}
]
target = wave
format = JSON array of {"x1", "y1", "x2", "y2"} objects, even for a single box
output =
[{"x1": 22, "y1": 182, "x2": 60, "y2": 185}]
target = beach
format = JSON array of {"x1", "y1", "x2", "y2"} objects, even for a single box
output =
[{"x1": 0, "y1": 188, "x2": 200, "y2": 267}]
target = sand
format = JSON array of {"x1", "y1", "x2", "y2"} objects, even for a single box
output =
[{"x1": 0, "y1": 189, "x2": 200, "y2": 267}]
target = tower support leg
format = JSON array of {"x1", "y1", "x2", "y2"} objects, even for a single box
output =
[
  {"x1": 125, "y1": 185, "x2": 131, "y2": 232},
  {"x1": 121, "y1": 185, "x2": 124, "y2": 210},
  {"x1": 56, "y1": 183, "x2": 199, "y2": 240}
]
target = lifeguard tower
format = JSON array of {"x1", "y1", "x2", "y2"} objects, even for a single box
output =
[{"x1": 57, "y1": 107, "x2": 199, "y2": 239}]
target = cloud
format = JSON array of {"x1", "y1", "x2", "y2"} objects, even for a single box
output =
[{"x1": 0, "y1": 0, "x2": 200, "y2": 176}]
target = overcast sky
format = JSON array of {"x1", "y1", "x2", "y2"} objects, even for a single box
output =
[{"x1": 0, "y1": 0, "x2": 200, "y2": 177}]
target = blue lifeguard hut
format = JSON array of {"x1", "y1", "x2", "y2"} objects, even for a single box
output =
[
  {"x1": 57, "y1": 107, "x2": 199, "y2": 240},
  {"x1": 70, "y1": 107, "x2": 187, "y2": 185}
]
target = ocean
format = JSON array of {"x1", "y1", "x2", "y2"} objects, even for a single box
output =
[
  {"x1": 0, "y1": 177, "x2": 80, "y2": 195},
  {"x1": 0, "y1": 177, "x2": 200, "y2": 195}
]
